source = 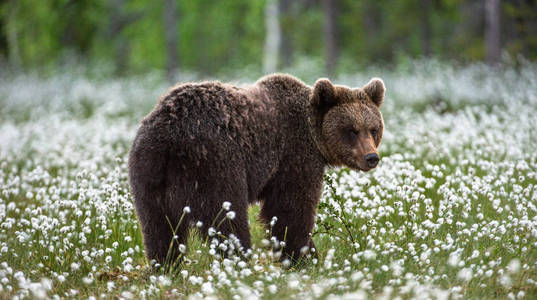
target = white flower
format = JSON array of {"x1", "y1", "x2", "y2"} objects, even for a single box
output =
[
  {"x1": 499, "y1": 274, "x2": 512, "y2": 288},
  {"x1": 282, "y1": 259, "x2": 291, "y2": 268},
  {"x1": 253, "y1": 281, "x2": 263, "y2": 289},
  {"x1": 123, "y1": 264, "x2": 133, "y2": 272},
  {"x1": 70, "y1": 263, "x2": 80, "y2": 271},
  {"x1": 288, "y1": 280, "x2": 299, "y2": 289},
  {"x1": 507, "y1": 259, "x2": 521, "y2": 274},
  {"x1": 457, "y1": 268, "x2": 473, "y2": 281},
  {"x1": 363, "y1": 249, "x2": 376, "y2": 260},
  {"x1": 226, "y1": 211, "x2": 236, "y2": 219},
  {"x1": 82, "y1": 276, "x2": 93, "y2": 285},
  {"x1": 201, "y1": 282, "x2": 214, "y2": 294},
  {"x1": 208, "y1": 227, "x2": 216, "y2": 236},
  {"x1": 268, "y1": 285, "x2": 277, "y2": 294},
  {"x1": 158, "y1": 275, "x2": 171, "y2": 286},
  {"x1": 448, "y1": 252, "x2": 460, "y2": 267},
  {"x1": 183, "y1": 206, "x2": 191, "y2": 214},
  {"x1": 222, "y1": 202, "x2": 231, "y2": 211}
]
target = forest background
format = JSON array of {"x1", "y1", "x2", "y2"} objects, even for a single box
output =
[{"x1": 1, "y1": 0, "x2": 536, "y2": 79}]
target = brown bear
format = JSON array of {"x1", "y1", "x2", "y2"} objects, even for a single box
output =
[{"x1": 128, "y1": 74, "x2": 385, "y2": 265}]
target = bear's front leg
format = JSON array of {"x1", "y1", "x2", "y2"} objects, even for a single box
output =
[{"x1": 260, "y1": 170, "x2": 323, "y2": 263}]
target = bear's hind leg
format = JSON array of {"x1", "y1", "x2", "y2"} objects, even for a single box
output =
[
  {"x1": 212, "y1": 203, "x2": 251, "y2": 256},
  {"x1": 135, "y1": 190, "x2": 190, "y2": 268},
  {"x1": 191, "y1": 175, "x2": 251, "y2": 257}
]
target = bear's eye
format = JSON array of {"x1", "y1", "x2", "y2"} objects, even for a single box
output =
[
  {"x1": 349, "y1": 129, "x2": 359, "y2": 137},
  {"x1": 370, "y1": 129, "x2": 378, "y2": 137}
]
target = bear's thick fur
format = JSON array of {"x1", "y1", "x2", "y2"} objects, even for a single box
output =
[{"x1": 128, "y1": 74, "x2": 385, "y2": 265}]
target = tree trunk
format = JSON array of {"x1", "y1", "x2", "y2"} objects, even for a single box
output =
[
  {"x1": 322, "y1": 0, "x2": 338, "y2": 78},
  {"x1": 279, "y1": 0, "x2": 293, "y2": 67},
  {"x1": 164, "y1": 0, "x2": 179, "y2": 82},
  {"x1": 420, "y1": 0, "x2": 432, "y2": 57},
  {"x1": 485, "y1": 0, "x2": 501, "y2": 65},
  {"x1": 263, "y1": 0, "x2": 281, "y2": 74}
]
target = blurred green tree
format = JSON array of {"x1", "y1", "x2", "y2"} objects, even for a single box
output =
[{"x1": 0, "y1": 0, "x2": 536, "y2": 76}]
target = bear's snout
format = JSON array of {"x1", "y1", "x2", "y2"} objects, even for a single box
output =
[{"x1": 364, "y1": 153, "x2": 379, "y2": 169}]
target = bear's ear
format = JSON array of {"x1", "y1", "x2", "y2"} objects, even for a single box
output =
[
  {"x1": 311, "y1": 78, "x2": 337, "y2": 109},
  {"x1": 363, "y1": 77, "x2": 385, "y2": 107}
]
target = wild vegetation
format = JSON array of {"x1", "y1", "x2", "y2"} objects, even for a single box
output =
[{"x1": 0, "y1": 60, "x2": 536, "y2": 299}]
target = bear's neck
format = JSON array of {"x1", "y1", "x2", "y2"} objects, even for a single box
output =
[
  {"x1": 307, "y1": 107, "x2": 332, "y2": 165},
  {"x1": 255, "y1": 74, "x2": 330, "y2": 166}
]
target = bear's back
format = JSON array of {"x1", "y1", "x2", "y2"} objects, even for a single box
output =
[
  {"x1": 138, "y1": 81, "x2": 282, "y2": 165},
  {"x1": 145, "y1": 82, "x2": 255, "y2": 137}
]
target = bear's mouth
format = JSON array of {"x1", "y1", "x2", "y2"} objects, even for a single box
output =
[{"x1": 347, "y1": 160, "x2": 373, "y2": 172}]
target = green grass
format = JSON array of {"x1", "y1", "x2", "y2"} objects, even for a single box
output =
[{"x1": 1, "y1": 62, "x2": 537, "y2": 299}]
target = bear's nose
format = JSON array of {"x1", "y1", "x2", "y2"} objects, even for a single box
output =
[{"x1": 364, "y1": 153, "x2": 379, "y2": 168}]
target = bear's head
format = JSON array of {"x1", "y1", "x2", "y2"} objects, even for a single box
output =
[{"x1": 309, "y1": 78, "x2": 385, "y2": 171}]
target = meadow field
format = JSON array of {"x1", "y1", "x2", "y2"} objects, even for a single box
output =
[{"x1": 0, "y1": 60, "x2": 536, "y2": 299}]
